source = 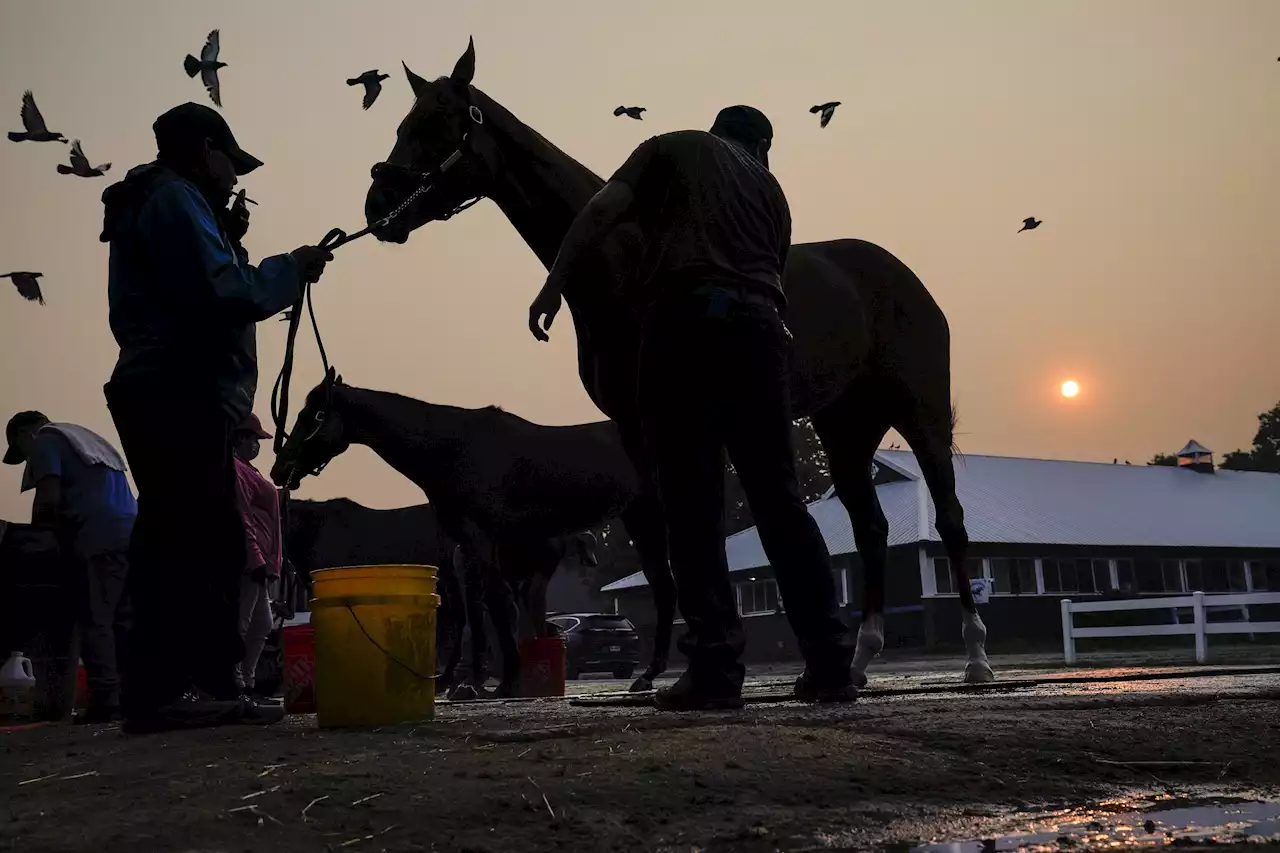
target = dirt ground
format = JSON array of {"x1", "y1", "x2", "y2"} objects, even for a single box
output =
[{"x1": 3, "y1": 660, "x2": 1280, "y2": 852}]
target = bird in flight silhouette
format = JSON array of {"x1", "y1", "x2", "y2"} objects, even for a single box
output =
[
  {"x1": 1017, "y1": 217, "x2": 1042, "y2": 233},
  {"x1": 57, "y1": 140, "x2": 111, "y2": 177},
  {"x1": 185, "y1": 29, "x2": 227, "y2": 107},
  {"x1": 614, "y1": 106, "x2": 646, "y2": 120},
  {"x1": 8, "y1": 91, "x2": 67, "y2": 143},
  {"x1": 2, "y1": 271, "x2": 45, "y2": 304},
  {"x1": 810, "y1": 101, "x2": 841, "y2": 128},
  {"x1": 347, "y1": 70, "x2": 390, "y2": 110}
]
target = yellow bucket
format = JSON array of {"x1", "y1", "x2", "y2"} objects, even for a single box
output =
[{"x1": 310, "y1": 565, "x2": 439, "y2": 728}]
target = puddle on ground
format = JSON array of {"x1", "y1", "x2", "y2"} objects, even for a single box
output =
[{"x1": 909, "y1": 793, "x2": 1280, "y2": 851}]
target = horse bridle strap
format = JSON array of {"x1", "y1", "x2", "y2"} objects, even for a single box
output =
[{"x1": 371, "y1": 103, "x2": 487, "y2": 221}]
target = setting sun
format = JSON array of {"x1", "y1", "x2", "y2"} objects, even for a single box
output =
[{"x1": 1061, "y1": 380, "x2": 1080, "y2": 398}]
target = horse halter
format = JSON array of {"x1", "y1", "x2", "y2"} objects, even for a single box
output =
[{"x1": 370, "y1": 103, "x2": 487, "y2": 224}]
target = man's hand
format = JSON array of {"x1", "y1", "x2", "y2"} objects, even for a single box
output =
[
  {"x1": 290, "y1": 246, "x2": 334, "y2": 284},
  {"x1": 528, "y1": 283, "x2": 563, "y2": 342},
  {"x1": 224, "y1": 190, "x2": 251, "y2": 244}
]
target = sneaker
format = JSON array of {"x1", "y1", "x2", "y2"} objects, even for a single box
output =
[
  {"x1": 121, "y1": 692, "x2": 244, "y2": 734},
  {"x1": 236, "y1": 694, "x2": 285, "y2": 725},
  {"x1": 793, "y1": 670, "x2": 858, "y2": 704},
  {"x1": 653, "y1": 671, "x2": 744, "y2": 712},
  {"x1": 73, "y1": 704, "x2": 121, "y2": 725},
  {"x1": 246, "y1": 690, "x2": 283, "y2": 706}
]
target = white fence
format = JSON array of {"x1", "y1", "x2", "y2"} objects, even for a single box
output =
[{"x1": 1060, "y1": 591, "x2": 1280, "y2": 664}]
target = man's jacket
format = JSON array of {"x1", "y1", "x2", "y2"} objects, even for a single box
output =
[{"x1": 100, "y1": 163, "x2": 301, "y2": 422}]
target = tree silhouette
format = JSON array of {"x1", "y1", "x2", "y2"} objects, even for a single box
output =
[{"x1": 1220, "y1": 401, "x2": 1280, "y2": 473}]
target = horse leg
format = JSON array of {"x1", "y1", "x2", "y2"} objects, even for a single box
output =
[
  {"x1": 436, "y1": 549, "x2": 466, "y2": 690},
  {"x1": 813, "y1": 400, "x2": 891, "y2": 689},
  {"x1": 484, "y1": 570, "x2": 522, "y2": 698},
  {"x1": 622, "y1": 494, "x2": 673, "y2": 692},
  {"x1": 895, "y1": 401, "x2": 993, "y2": 684}
]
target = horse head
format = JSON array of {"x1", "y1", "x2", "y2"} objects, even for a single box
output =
[
  {"x1": 366, "y1": 37, "x2": 494, "y2": 243},
  {"x1": 270, "y1": 367, "x2": 352, "y2": 489}
]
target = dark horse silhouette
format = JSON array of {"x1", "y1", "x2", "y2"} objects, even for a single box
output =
[
  {"x1": 361, "y1": 38, "x2": 993, "y2": 685},
  {"x1": 283, "y1": 496, "x2": 596, "y2": 694},
  {"x1": 270, "y1": 372, "x2": 670, "y2": 692}
]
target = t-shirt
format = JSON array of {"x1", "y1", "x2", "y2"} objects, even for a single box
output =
[
  {"x1": 608, "y1": 129, "x2": 792, "y2": 307},
  {"x1": 23, "y1": 429, "x2": 136, "y2": 557}
]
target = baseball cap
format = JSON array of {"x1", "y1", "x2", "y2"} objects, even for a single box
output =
[
  {"x1": 153, "y1": 102, "x2": 264, "y2": 176},
  {"x1": 236, "y1": 412, "x2": 273, "y2": 440},
  {"x1": 711, "y1": 105, "x2": 774, "y2": 167},
  {"x1": 4, "y1": 411, "x2": 50, "y2": 465}
]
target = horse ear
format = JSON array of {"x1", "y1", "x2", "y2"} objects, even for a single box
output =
[
  {"x1": 325, "y1": 366, "x2": 336, "y2": 382},
  {"x1": 335, "y1": 373, "x2": 344, "y2": 386},
  {"x1": 450, "y1": 36, "x2": 475, "y2": 86},
  {"x1": 402, "y1": 61, "x2": 431, "y2": 100}
]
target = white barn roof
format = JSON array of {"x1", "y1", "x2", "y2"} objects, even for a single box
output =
[{"x1": 601, "y1": 450, "x2": 1280, "y2": 592}]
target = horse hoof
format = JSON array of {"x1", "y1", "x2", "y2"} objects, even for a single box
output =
[
  {"x1": 629, "y1": 676, "x2": 654, "y2": 693},
  {"x1": 963, "y1": 661, "x2": 995, "y2": 684},
  {"x1": 851, "y1": 670, "x2": 869, "y2": 690}
]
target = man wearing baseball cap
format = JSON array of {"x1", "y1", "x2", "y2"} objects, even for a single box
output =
[
  {"x1": 527, "y1": 105, "x2": 855, "y2": 710},
  {"x1": 4, "y1": 411, "x2": 136, "y2": 723},
  {"x1": 98, "y1": 103, "x2": 333, "y2": 732}
]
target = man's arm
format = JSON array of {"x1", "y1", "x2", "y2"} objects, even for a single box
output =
[
  {"x1": 23, "y1": 434, "x2": 64, "y2": 529},
  {"x1": 141, "y1": 180, "x2": 302, "y2": 323},
  {"x1": 31, "y1": 476, "x2": 62, "y2": 528},
  {"x1": 528, "y1": 137, "x2": 659, "y2": 341}
]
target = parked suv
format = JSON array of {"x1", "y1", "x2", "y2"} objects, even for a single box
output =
[{"x1": 547, "y1": 613, "x2": 641, "y2": 680}]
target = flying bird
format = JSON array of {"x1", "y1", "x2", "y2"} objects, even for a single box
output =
[
  {"x1": 56, "y1": 140, "x2": 111, "y2": 177},
  {"x1": 347, "y1": 70, "x2": 390, "y2": 110},
  {"x1": 2, "y1": 271, "x2": 45, "y2": 304},
  {"x1": 184, "y1": 29, "x2": 226, "y2": 107},
  {"x1": 1017, "y1": 217, "x2": 1042, "y2": 233},
  {"x1": 614, "y1": 106, "x2": 646, "y2": 120},
  {"x1": 8, "y1": 91, "x2": 67, "y2": 143},
  {"x1": 809, "y1": 101, "x2": 841, "y2": 128}
]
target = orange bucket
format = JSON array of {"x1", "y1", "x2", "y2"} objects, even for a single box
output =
[
  {"x1": 282, "y1": 624, "x2": 316, "y2": 714},
  {"x1": 519, "y1": 637, "x2": 566, "y2": 697}
]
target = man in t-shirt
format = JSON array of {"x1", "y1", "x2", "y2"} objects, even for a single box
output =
[
  {"x1": 4, "y1": 410, "x2": 137, "y2": 723},
  {"x1": 527, "y1": 106, "x2": 855, "y2": 710}
]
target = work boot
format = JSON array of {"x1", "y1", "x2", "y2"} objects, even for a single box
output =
[
  {"x1": 653, "y1": 671, "x2": 744, "y2": 712},
  {"x1": 793, "y1": 669, "x2": 858, "y2": 704}
]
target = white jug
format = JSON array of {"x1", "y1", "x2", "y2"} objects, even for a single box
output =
[{"x1": 0, "y1": 652, "x2": 36, "y2": 716}]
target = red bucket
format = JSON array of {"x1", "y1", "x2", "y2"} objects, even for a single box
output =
[
  {"x1": 74, "y1": 664, "x2": 88, "y2": 711},
  {"x1": 282, "y1": 624, "x2": 316, "y2": 714},
  {"x1": 519, "y1": 636, "x2": 566, "y2": 698}
]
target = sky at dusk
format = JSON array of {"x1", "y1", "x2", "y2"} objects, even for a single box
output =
[{"x1": 2, "y1": 0, "x2": 1279, "y2": 522}]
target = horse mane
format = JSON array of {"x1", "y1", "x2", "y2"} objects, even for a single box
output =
[{"x1": 464, "y1": 85, "x2": 605, "y2": 268}]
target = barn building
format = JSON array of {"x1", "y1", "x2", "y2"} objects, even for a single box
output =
[{"x1": 602, "y1": 442, "x2": 1280, "y2": 661}]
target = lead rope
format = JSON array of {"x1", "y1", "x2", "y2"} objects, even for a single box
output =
[{"x1": 270, "y1": 102, "x2": 486, "y2": 469}]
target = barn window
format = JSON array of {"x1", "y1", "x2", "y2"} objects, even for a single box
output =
[{"x1": 736, "y1": 578, "x2": 780, "y2": 616}]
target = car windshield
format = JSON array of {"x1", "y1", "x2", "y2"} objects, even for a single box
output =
[{"x1": 547, "y1": 616, "x2": 581, "y2": 632}]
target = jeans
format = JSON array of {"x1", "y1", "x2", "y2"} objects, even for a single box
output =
[
  {"x1": 73, "y1": 549, "x2": 130, "y2": 709},
  {"x1": 235, "y1": 574, "x2": 273, "y2": 691},
  {"x1": 637, "y1": 286, "x2": 853, "y2": 691},
  {"x1": 105, "y1": 382, "x2": 247, "y2": 712}
]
